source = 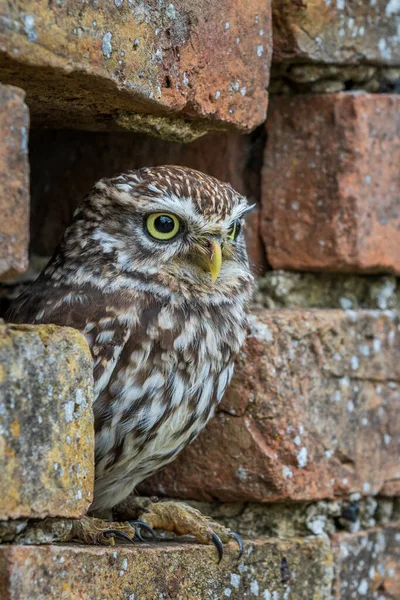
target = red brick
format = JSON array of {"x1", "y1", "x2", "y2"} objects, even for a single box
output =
[
  {"x1": 332, "y1": 526, "x2": 400, "y2": 599},
  {"x1": 0, "y1": 1, "x2": 271, "y2": 136},
  {"x1": 141, "y1": 309, "x2": 400, "y2": 502},
  {"x1": 0, "y1": 85, "x2": 29, "y2": 281},
  {"x1": 261, "y1": 94, "x2": 400, "y2": 274},
  {"x1": 28, "y1": 129, "x2": 266, "y2": 274},
  {"x1": 0, "y1": 537, "x2": 332, "y2": 600},
  {"x1": 272, "y1": 0, "x2": 400, "y2": 65}
]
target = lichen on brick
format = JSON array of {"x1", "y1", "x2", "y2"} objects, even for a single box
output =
[{"x1": 0, "y1": 323, "x2": 94, "y2": 519}]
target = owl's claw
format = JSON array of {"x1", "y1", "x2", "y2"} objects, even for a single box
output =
[
  {"x1": 102, "y1": 530, "x2": 135, "y2": 544},
  {"x1": 211, "y1": 532, "x2": 224, "y2": 563},
  {"x1": 121, "y1": 499, "x2": 244, "y2": 563},
  {"x1": 230, "y1": 531, "x2": 244, "y2": 560},
  {"x1": 130, "y1": 520, "x2": 157, "y2": 542}
]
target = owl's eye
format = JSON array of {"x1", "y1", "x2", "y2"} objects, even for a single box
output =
[
  {"x1": 145, "y1": 213, "x2": 181, "y2": 240},
  {"x1": 227, "y1": 219, "x2": 242, "y2": 241}
]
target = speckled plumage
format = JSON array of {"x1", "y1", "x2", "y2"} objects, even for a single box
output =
[{"x1": 9, "y1": 166, "x2": 253, "y2": 512}]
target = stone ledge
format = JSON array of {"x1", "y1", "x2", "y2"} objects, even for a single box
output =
[
  {"x1": 0, "y1": 536, "x2": 332, "y2": 600},
  {"x1": 0, "y1": 1, "x2": 271, "y2": 137},
  {"x1": 0, "y1": 323, "x2": 94, "y2": 519}
]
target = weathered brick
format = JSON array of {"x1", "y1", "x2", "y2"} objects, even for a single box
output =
[
  {"x1": 0, "y1": 85, "x2": 29, "y2": 281},
  {"x1": 28, "y1": 129, "x2": 266, "y2": 274},
  {"x1": 332, "y1": 525, "x2": 400, "y2": 599},
  {"x1": 141, "y1": 309, "x2": 400, "y2": 502},
  {"x1": 261, "y1": 94, "x2": 400, "y2": 274},
  {"x1": 0, "y1": 323, "x2": 94, "y2": 519},
  {"x1": 272, "y1": 0, "x2": 400, "y2": 65},
  {"x1": 0, "y1": 536, "x2": 333, "y2": 599},
  {"x1": 0, "y1": 1, "x2": 271, "y2": 138}
]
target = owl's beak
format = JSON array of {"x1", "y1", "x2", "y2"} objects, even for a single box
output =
[
  {"x1": 208, "y1": 240, "x2": 222, "y2": 283},
  {"x1": 194, "y1": 239, "x2": 222, "y2": 283}
]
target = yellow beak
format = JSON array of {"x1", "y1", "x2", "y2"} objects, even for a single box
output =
[
  {"x1": 195, "y1": 240, "x2": 222, "y2": 283},
  {"x1": 208, "y1": 241, "x2": 222, "y2": 283}
]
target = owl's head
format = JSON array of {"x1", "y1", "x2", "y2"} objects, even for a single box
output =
[{"x1": 67, "y1": 166, "x2": 254, "y2": 298}]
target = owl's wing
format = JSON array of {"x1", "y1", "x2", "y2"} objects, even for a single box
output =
[{"x1": 7, "y1": 281, "x2": 132, "y2": 399}]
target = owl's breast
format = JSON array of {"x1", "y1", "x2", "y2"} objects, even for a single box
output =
[{"x1": 94, "y1": 301, "x2": 246, "y2": 477}]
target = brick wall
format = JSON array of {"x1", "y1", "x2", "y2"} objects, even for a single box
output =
[{"x1": 0, "y1": 1, "x2": 399, "y2": 599}]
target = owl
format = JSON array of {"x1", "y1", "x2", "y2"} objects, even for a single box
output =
[{"x1": 9, "y1": 166, "x2": 254, "y2": 558}]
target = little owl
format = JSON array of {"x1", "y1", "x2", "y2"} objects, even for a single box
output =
[{"x1": 9, "y1": 166, "x2": 254, "y2": 559}]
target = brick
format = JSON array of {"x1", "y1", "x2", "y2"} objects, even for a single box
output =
[
  {"x1": 0, "y1": 85, "x2": 29, "y2": 281},
  {"x1": 0, "y1": 323, "x2": 94, "y2": 519},
  {"x1": 141, "y1": 309, "x2": 400, "y2": 502},
  {"x1": 0, "y1": 1, "x2": 271, "y2": 138},
  {"x1": 272, "y1": 0, "x2": 400, "y2": 65},
  {"x1": 28, "y1": 129, "x2": 266, "y2": 274},
  {"x1": 332, "y1": 525, "x2": 400, "y2": 599},
  {"x1": 261, "y1": 94, "x2": 400, "y2": 274},
  {"x1": 0, "y1": 536, "x2": 333, "y2": 599}
]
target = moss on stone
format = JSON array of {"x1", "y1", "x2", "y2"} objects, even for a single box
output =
[{"x1": 115, "y1": 111, "x2": 217, "y2": 143}]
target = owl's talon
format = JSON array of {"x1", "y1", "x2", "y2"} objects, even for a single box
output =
[
  {"x1": 211, "y1": 532, "x2": 224, "y2": 563},
  {"x1": 231, "y1": 532, "x2": 244, "y2": 560},
  {"x1": 102, "y1": 530, "x2": 135, "y2": 544},
  {"x1": 130, "y1": 520, "x2": 157, "y2": 541}
]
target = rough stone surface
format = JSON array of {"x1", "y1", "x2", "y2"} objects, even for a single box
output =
[
  {"x1": 272, "y1": 0, "x2": 400, "y2": 65},
  {"x1": 0, "y1": 1, "x2": 271, "y2": 137},
  {"x1": 0, "y1": 84, "x2": 29, "y2": 281},
  {"x1": 332, "y1": 525, "x2": 400, "y2": 599},
  {"x1": 269, "y1": 64, "x2": 400, "y2": 95},
  {"x1": 262, "y1": 94, "x2": 400, "y2": 274},
  {"x1": 141, "y1": 309, "x2": 400, "y2": 502},
  {"x1": 0, "y1": 537, "x2": 333, "y2": 599},
  {"x1": 255, "y1": 271, "x2": 400, "y2": 310},
  {"x1": 27, "y1": 128, "x2": 266, "y2": 274},
  {"x1": 187, "y1": 498, "x2": 400, "y2": 540},
  {"x1": 0, "y1": 323, "x2": 94, "y2": 519}
]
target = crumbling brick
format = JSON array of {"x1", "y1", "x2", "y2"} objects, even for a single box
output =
[
  {"x1": 272, "y1": 0, "x2": 400, "y2": 65},
  {"x1": 261, "y1": 94, "x2": 400, "y2": 274},
  {"x1": 141, "y1": 309, "x2": 400, "y2": 503},
  {"x1": 0, "y1": 85, "x2": 29, "y2": 281},
  {"x1": 0, "y1": 323, "x2": 94, "y2": 519},
  {"x1": 0, "y1": 536, "x2": 332, "y2": 600},
  {"x1": 0, "y1": 1, "x2": 271, "y2": 137},
  {"x1": 332, "y1": 525, "x2": 400, "y2": 599}
]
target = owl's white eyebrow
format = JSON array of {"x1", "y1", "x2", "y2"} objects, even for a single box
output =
[
  {"x1": 231, "y1": 203, "x2": 256, "y2": 221},
  {"x1": 239, "y1": 203, "x2": 256, "y2": 216}
]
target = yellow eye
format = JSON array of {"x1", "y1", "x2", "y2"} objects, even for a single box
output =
[
  {"x1": 145, "y1": 213, "x2": 181, "y2": 241},
  {"x1": 227, "y1": 219, "x2": 242, "y2": 241}
]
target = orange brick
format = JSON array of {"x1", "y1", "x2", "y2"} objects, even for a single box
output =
[
  {"x1": 0, "y1": 85, "x2": 29, "y2": 280},
  {"x1": 261, "y1": 94, "x2": 400, "y2": 274},
  {"x1": 273, "y1": 0, "x2": 400, "y2": 65},
  {"x1": 0, "y1": 1, "x2": 271, "y2": 135},
  {"x1": 0, "y1": 537, "x2": 332, "y2": 599},
  {"x1": 141, "y1": 309, "x2": 400, "y2": 502}
]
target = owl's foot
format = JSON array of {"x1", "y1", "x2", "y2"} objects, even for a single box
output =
[
  {"x1": 8, "y1": 516, "x2": 156, "y2": 546},
  {"x1": 70, "y1": 516, "x2": 137, "y2": 545},
  {"x1": 136, "y1": 500, "x2": 243, "y2": 562},
  {"x1": 72, "y1": 516, "x2": 157, "y2": 545}
]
